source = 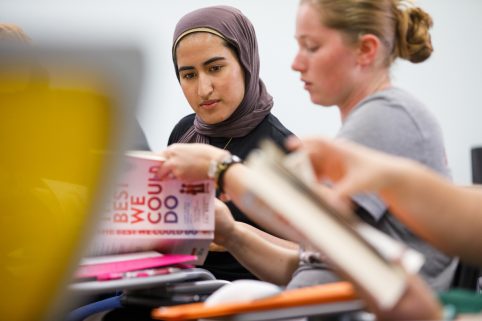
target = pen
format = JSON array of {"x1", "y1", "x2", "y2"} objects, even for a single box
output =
[
  {"x1": 121, "y1": 293, "x2": 206, "y2": 307},
  {"x1": 97, "y1": 267, "x2": 181, "y2": 281}
]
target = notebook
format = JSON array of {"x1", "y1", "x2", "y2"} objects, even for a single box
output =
[{"x1": 75, "y1": 251, "x2": 197, "y2": 279}]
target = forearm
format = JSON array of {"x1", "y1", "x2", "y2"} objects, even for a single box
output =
[
  {"x1": 222, "y1": 163, "x2": 251, "y2": 209},
  {"x1": 241, "y1": 222, "x2": 299, "y2": 250},
  {"x1": 381, "y1": 159, "x2": 482, "y2": 265},
  {"x1": 222, "y1": 221, "x2": 299, "y2": 286}
]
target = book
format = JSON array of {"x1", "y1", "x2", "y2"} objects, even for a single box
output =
[
  {"x1": 238, "y1": 140, "x2": 422, "y2": 310},
  {"x1": 75, "y1": 251, "x2": 196, "y2": 280},
  {"x1": 85, "y1": 151, "x2": 215, "y2": 265}
]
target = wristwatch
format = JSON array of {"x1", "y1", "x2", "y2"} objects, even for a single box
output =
[{"x1": 208, "y1": 154, "x2": 242, "y2": 194}]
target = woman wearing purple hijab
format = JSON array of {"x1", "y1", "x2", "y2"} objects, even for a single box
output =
[{"x1": 168, "y1": 6, "x2": 295, "y2": 281}]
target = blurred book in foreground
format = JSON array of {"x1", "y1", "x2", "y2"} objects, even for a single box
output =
[{"x1": 241, "y1": 140, "x2": 424, "y2": 310}]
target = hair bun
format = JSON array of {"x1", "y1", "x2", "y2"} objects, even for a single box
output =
[{"x1": 396, "y1": 6, "x2": 434, "y2": 63}]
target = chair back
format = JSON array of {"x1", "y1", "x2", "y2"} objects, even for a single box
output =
[{"x1": 472, "y1": 147, "x2": 482, "y2": 184}]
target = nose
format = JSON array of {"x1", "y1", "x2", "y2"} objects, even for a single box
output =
[
  {"x1": 197, "y1": 73, "x2": 213, "y2": 99},
  {"x1": 291, "y1": 50, "x2": 306, "y2": 73}
]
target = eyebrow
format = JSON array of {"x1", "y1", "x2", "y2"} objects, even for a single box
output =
[{"x1": 178, "y1": 56, "x2": 226, "y2": 73}]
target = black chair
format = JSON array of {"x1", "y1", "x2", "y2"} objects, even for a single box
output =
[
  {"x1": 472, "y1": 147, "x2": 482, "y2": 184},
  {"x1": 450, "y1": 146, "x2": 482, "y2": 291},
  {"x1": 472, "y1": 146, "x2": 482, "y2": 292}
]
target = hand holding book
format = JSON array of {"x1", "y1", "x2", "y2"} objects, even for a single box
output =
[
  {"x1": 159, "y1": 143, "x2": 229, "y2": 182},
  {"x1": 242, "y1": 140, "x2": 422, "y2": 309},
  {"x1": 284, "y1": 136, "x2": 401, "y2": 204}
]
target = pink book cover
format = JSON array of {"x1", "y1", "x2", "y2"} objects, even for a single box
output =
[
  {"x1": 75, "y1": 252, "x2": 197, "y2": 279},
  {"x1": 86, "y1": 151, "x2": 215, "y2": 264}
]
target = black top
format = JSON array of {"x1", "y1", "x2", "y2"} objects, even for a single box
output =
[{"x1": 168, "y1": 113, "x2": 294, "y2": 281}]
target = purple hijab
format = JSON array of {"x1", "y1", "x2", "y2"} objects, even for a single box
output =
[{"x1": 172, "y1": 5, "x2": 273, "y2": 143}]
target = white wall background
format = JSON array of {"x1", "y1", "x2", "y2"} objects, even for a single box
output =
[{"x1": 2, "y1": 0, "x2": 481, "y2": 184}]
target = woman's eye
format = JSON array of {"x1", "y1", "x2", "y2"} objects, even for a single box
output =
[
  {"x1": 182, "y1": 72, "x2": 196, "y2": 80},
  {"x1": 306, "y1": 45, "x2": 319, "y2": 53},
  {"x1": 209, "y1": 65, "x2": 223, "y2": 72},
  {"x1": 300, "y1": 40, "x2": 319, "y2": 53}
]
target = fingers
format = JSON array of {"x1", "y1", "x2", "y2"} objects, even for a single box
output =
[
  {"x1": 208, "y1": 242, "x2": 227, "y2": 252},
  {"x1": 314, "y1": 184, "x2": 354, "y2": 216},
  {"x1": 286, "y1": 135, "x2": 330, "y2": 154},
  {"x1": 287, "y1": 136, "x2": 373, "y2": 198},
  {"x1": 332, "y1": 176, "x2": 368, "y2": 200},
  {"x1": 214, "y1": 198, "x2": 229, "y2": 212},
  {"x1": 157, "y1": 155, "x2": 175, "y2": 180},
  {"x1": 219, "y1": 193, "x2": 232, "y2": 202},
  {"x1": 285, "y1": 135, "x2": 302, "y2": 151},
  {"x1": 157, "y1": 145, "x2": 190, "y2": 180}
]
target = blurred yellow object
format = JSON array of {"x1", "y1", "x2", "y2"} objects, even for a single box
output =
[
  {"x1": 0, "y1": 44, "x2": 143, "y2": 321},
  {"x1": 0, "y1": 77, "x2": 112, "y2": 320}
]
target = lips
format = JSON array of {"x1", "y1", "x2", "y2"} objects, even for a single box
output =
[
  {"x1": 200, "y1": 99, "x2": 220, "y2": 108},
  {"x1": 302, "y1": 80, "x2": 312, "y2": 90}
]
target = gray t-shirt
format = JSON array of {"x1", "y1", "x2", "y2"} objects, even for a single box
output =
[{"x1": 288, "y1": 87, "x2": 456, "y2": 291}]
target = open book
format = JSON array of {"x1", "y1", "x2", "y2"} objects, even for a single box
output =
[
  {"x1": 85, "y1": 151, "x2": 215, "y2": 265},
  {"x1": 240, "y1": 140, "x2": 424, "y2": 310}
]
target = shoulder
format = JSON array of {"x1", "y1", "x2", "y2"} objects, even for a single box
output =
[
  {"x1": 227, "y1": 114, "x2": 294, "y2": 159},
  {"x1": 255, "y1": 114, "x2": 294, "y2": 140},
  {"x1": 339, "y1": 87, "x2": 449, "y2": 176},
  {"x1": 340, "y1": 87, "x2": 440, "y2": 143},
  {"x1": 349, "y1": 88, "x2": 429, "y2": 120},
  {"x1": 168, "y1": 114, "x2": 196, "y2": 145}
]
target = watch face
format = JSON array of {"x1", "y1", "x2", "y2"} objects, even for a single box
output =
[
  {"x1": 232, "y1": 155, "x2": 242, "y2": 163},
  {"x1": 207, "y1": 154, "x2": 241, "y2": 182}
]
